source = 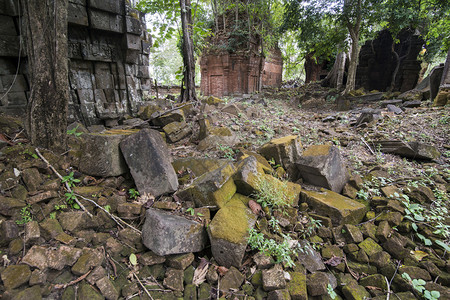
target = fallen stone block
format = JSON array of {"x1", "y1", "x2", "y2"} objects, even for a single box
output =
[
  {"x1": 301, "y1": 189, "x2": 367, "y2": 226},
  {"x1": 295, "y1": 144, "x2": 348, "y2": 193},
  {"x1": 120, "y1": 128, "x2": 178, "y2": 197},
  {"x1": 79, "y1": 130, "x2": 137, "y2": 177},
  {"x1": 176, "y1": 162, "x2": 236, "y2": 209},
  {"x1": 163, "y1": 121, "x2": 192, "y2": 143},
  {"x1": 151, "y1": 109, "x2": 185, "y2": 127},
  {"x1": 172, "y1": 157, "x2": 228, "y2": 178},
  {"x1": 208, "y1": 194, "x2": 257, "y2": 268},
  {"x1": 142, "y1": 208, "x2": 207, "y2": 256},
  {"x1": 372, "y1": 140, "x2": 440, "y2": 160},
  {"x1": 259, "y1": 135, "x2": 302, "y2": 180}
]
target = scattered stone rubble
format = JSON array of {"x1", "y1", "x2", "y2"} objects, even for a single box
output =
[{"x1": 0, "y1": 89, "x2": 449, "y2": 300}]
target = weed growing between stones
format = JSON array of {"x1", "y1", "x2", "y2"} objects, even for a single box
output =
[
  {"x1": 402, "y1": 273, "x2": 440, "y2": 300},
  {"x1": 61, "y1": 171, "x2": 81, "y2": 209},
  {"x1": 217, "y1": 143, "x2": 236, "y2": 160},
  {"x1": 253, "y1": 176, "x2": 294, "y2": 214},
  {"x1": 15, "y1": 204, "x2": 32, "y2": 225}
]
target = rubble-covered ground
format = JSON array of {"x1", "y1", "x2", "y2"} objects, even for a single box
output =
[{"x1": 0, "y1": 83, "x2": 449, "y2": 300}]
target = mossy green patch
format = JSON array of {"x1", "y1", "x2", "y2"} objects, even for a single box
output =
[
  {"x1": 358, "y1": 238, "x2": 383, "y2": 257},
  {"x1": 209, "y1": 195, "x2": 256, "y2": 244},
  {"x1": 303, "y1": 144, "x2": 331, "y2": 157},
  {"x1": 287, "y1": 272, "x2": 307, "y2": 299}
]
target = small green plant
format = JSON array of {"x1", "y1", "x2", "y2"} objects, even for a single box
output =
[
  {"x1": 356, "y1": 189, "x2": 370, "y2": 201},
  {"x1": 267, "y1": 157, "x2": 281, "y2": 169},
  {"x1": 67, "y1": 125, "x2": 83, "y2": 137},
  {"x1": 62, "y1": 172, "x2": 80, "y2": 188},
  {"x1": 22, "y1": 149, "x2": 38, "y2": 159},
  {"x1": 253, "y1": 176, "x2": 294, "y2": 213},
  {"x1": 128, "y1": 188, "x2": 140, "y2": 200},
  {"x1": 49, "y1": 212, "x2": 56, "y2": 219},
  {"x1": 327, "y1": 284, "x2": 337, "y2": 299},
  {"x1": 217, "y1": 144, "x2": 235, "y2": 160},
  {"x1": 65, "y1": 191, "x2": 80, "y2": 209},
  {"x1": 402, "y1": 273, "x2": 440, "y2": 300},
  {"x1": 186, "y1": 207, "x2": 195, "y2": 216},
  {"x1": 104, "y1": 205, "x2": 111, "y2": 213},
  {"x1": 247, "y1": 228, "x2": 298, "y2": 267},
  {"x1": 16, "y1": 205, "x2": 32, "y2": 225}
]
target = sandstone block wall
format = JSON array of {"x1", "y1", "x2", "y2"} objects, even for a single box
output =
[
  {"x1": 356, "y1": 29, "x2": 423, "y2": 93},
  {"x1": 0, "y1": 0, "x2": 151, "y2": 126}
]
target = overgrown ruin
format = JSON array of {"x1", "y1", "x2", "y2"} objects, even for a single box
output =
[{"x1": 0, "y1": 0, "x2": 151, "y2": 125}]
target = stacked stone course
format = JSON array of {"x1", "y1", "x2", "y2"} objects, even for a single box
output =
[{"x1": 0, "y1": 0, "x2": 151, "y2": 125}]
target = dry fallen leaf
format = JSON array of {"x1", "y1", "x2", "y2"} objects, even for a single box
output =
[
  {"x1": 216, "y1": 265, "x2": 229, "y2": 276},
  {"x1": 248, "y1": 199, "x2": 262, "y2": 215},
  {"x1": 193, "y1": 258, "x2": 209, "y2": 286}
]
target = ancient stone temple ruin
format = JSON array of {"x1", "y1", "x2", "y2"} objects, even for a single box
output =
[
  {"x1": 200, "y1": 47, "x2": 283, "y2": 98},
  {"x1": 0, "y1": 0, "x2": 151, "y2": 125},
  {"x1": 356, "y1": 29, "x2": 424, "y2": 92},
  {"x1": 199, "y1": 8, "x2": 282, "y2": 98}
]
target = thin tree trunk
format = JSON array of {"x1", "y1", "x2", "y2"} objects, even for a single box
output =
[
  {"x1": 343, "y1": 0, "x2": 362, "y2": 94},
  {"x1": 23, "y1": 0, "x2": 69, "y2": 152},
  {"x1": 322, "y1": 51, "x2": 346, "y2": 88},
  {"x1": 180, "y1": 0, "x2": 198, "y2": 102},
  {"x1": 344, "y1": 34, "x2": 360, "y2": 94}
]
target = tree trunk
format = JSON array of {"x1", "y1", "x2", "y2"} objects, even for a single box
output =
[
  {"x1": 179, "y1": 0, "x2": 198, "y2": 102},
  {"x1": 23, "y1": 0, "x2": 69, "y2": 153},
  {"x1": 343, "y1": 35, "x2": 360, "y2": 94},
  {"x1": 322, "y1": 51, "x2": 346, "y2": 88}
]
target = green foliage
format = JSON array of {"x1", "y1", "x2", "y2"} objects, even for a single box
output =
[
  {"x1": 217, "y1": 144, "x2": 236, "y2": 160},
  {"x1": 22, "y1": 149, "x2": 38, "y2": 159},
  {"x1": 61, "y1": 172, "x2": 81, "y2": 209},
  {"x1": 67, "y1": 125, "x2": 83, "y2": 137},
  {"x1": 16, "y1": 205, "x2": 32, "y2": 225},
  {"x1": 61, "y1": 172, "x2": 80, "y2": 188},
  {"x1": 402, "y1": 273, "x2": 440, "y2": 300},
  {"x1": 327, "y1": 284, "x2": 338, "y2": 299},
  {"x1": 253, "y1": 176, "x2": 294, "y2": 213},
  {"x1": 247, "y1": 228, "x2": 298, "y2": 267},
  {"x1": 128, "y1": 188, "x2": 140, "y2": 200}
]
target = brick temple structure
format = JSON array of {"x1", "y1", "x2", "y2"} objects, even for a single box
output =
[
  {"x1": 200, "y1": 47, "x2": 283, "y2": 98},
  {"x1": 0, "y1": 0, "x2": 151, "y2": 125}
]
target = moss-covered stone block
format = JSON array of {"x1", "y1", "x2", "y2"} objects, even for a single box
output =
[
  {"x1": 301, "y1": 189, "x2": 367, "y2": 225},
  {"x1": 1, "y1": 264, "x2": 31, "y2": 290},
  {"x1": 208, "y1": 194, "x2": 257, "y2": 268},
  {"x1": 259, "y1": 135, "x2": 302, "y2": 179},
  {"x1": 358, "y1": 238, "x2": 383, "y2": 257},
  {"x1": 287, "y1": 272, "x2": 307, "y2": 300},
  {"x1": 177, "y1": 162, "x2": 237, "y2": 209}
]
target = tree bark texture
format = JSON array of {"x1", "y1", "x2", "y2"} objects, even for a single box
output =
[
  {"x1": 322, "y1": 51, "x2": 346, "y2": 88},
  {"x1": 23, "y1": 0, "x2": 69, "y2": 152},
  {"x1": 180, "y1": 0, "x2": 198, "y2": 102},
  {"x1": 343, "y1": 0, "x2": 361, "y2": 95}
]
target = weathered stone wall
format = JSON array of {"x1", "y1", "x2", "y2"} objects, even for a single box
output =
[
  {"x1": 0, "y1": 0, "x2": 151, "y2": 125},
  {"x1": 356, "y1": 29, "x2": 423, "y2": 92},
  {"x1": 200, "y1": 49, "x2": 282, "y2": 98}
]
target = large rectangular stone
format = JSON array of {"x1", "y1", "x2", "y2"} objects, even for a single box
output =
[
  {"x1": 0, "y1": 75, "x2": 28, "y2": 92},
  {"x1": 125, "y1": 34, "x2": 141, "y2": 51},
  {"x1": 89, "y1": 0, "x2": 124, "y2": 14},
  {"x1": 89, "y1": 9, "x2": 124, "y2": 33},
  {"x1": 126, "y1": 16, "x2": 142, "y2": 35},
  {"x1": 0, "y1": 0, "x2": 20, "y2": 16},
  {"x1": 1, "y1": 91, "x2": 27, "y2": 107},
  {"x1": 68, "y1": 3, "x2": 88, "y2": 26},
  {"x1": 120, "y1": 129, "x2": 179, "y2": 197},
  {"x1": 125, "y1": 50, "x2": 139, "y2": 64},
  {"x1": 301, "y1": 189, "x2": 367, "y2": 226},
  {"x1": 0, "y1": 35, "x2": 20, "y2": 57},
  {"x1": 0, "y1": 16, "x2": 17, "y2": 36},
  {"x1": 0, "y1": 58, "x2": 16, "y2": 75},
  {"x1": 137, "y1": 66, "x2": 150, "y2": 79}
]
